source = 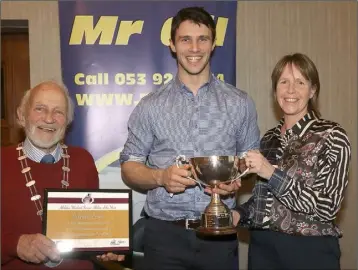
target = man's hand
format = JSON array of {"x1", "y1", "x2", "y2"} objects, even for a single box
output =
[
  {"x1": 204, "y1": 179, "x2": 241, "y2": 196},
  {"x1": 231, "y1": 210, "x2": 241, "y2": 226},
  {"x1": 17, "y1": 234, "x2": 61, "y2": 264},
  {"x1": 96, "y1": 252, "x2": 125, "y2": 262},
  {"x1": 156, "y1": 164, "x2": 196, "y2": 194}
]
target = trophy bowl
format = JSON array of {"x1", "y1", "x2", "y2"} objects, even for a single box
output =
[{"x1": 188, "y1": 155, "x2": 248, "y2": 236}]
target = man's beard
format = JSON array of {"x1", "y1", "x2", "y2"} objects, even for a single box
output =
[{"x1": 26, "y1": 125, "x2": 65, "y2": 150}]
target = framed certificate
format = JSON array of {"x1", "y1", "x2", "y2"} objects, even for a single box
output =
[{"x1": 42, "y1": 189, "x2": 132, "y2": 255}]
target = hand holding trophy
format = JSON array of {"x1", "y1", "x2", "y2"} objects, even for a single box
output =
[{"x1": 175, "y1": 154, "x2": 249, "y2": 236}]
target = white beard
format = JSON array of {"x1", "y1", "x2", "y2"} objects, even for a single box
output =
[{"x1": 26, "y1": 125, "x2": 64, "y2": 150}]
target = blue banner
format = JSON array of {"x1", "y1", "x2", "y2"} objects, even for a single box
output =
[{"x1": 59, "y1": 1, "x2": 237, "y2": 221}]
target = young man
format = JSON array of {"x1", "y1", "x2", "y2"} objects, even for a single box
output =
[
  {"x1": 1, "y1": 81, "x2": 123, "y2": 269},
  {"x1": 120, "y1": 7, "x2": 260, "y2": 270}
]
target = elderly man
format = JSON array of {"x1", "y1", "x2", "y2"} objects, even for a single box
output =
[{"x1": 1, "y1": 81, "x2": 122, "y2": 269}]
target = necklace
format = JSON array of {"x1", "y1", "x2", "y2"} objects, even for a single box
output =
[{"x1": 17, "y1": 142, "x2": 70, "y2": 221}]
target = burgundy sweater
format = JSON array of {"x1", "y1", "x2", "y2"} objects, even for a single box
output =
[{"x1": 1, "y1": 145, "x2": 99, "y2": 270}]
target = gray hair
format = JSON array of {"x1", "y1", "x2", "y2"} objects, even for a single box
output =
[{"x1": 17, "y1": 80, "x2": 75, "y2": 126}]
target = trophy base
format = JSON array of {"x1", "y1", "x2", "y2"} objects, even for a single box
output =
[
  {"x1": 197, "y1": 212, "x2": 237, "y2": 236},
  {"x1": 196, "y1": 226, "x2": 237, "y2": 236}
]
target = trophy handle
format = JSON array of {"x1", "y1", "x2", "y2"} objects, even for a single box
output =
[
  {"x1": 169, "y1": 155, "x2": 206, "y2": 198},
  {"x1": 229, "y1": 167, "x2": 249, "y2": 184},
  {"x1": 229, "y1": 152, "x2": 249, "y2": 184},
  {"x1": 176, "y1": 155, "x2": 206, "y2": 189},
  {"x1": 175, "y1": 155, "x2": 189, "y2": 167}
]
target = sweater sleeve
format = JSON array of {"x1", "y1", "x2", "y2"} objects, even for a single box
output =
[{"x1": 1, "y1": 231, "x2": 20, "y2": 265}]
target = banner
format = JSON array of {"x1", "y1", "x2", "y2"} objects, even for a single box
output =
[{"x1": 59, "y1": 1, "x2": 237, "y2": 223}]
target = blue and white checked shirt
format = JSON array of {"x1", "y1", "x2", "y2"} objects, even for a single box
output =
[
  {"x1": 120, "y1": 74, "x2": 260, "y2": 221},
  {"x1": 23, "y1": 138, "x2": 62, "y2": 163}
]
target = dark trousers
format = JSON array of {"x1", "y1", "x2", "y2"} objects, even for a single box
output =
[
  {"x1": 139, "y1": 217, "x2": 239, "y2": 270},
  {"x1": 248, "y1": 230, "x2": 341, "y2": 270}
]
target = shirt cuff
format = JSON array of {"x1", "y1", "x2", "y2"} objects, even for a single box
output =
[
  {"x1": 119, "y1": 154, "x2": 146, "y2": 165},
  {"x1": 267, "y1": 168, "x2": 290, "y2": 196},
  {"x1": 44, "y1": 259, "x2": 63, "y2": 268}
]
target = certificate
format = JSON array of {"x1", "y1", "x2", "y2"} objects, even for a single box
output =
[{"x1": 42, "y1": 189, "x2": 132, "y2": 254}]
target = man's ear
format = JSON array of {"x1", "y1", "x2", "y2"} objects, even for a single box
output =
[
  {"x1": 17, "y1": 107, "x2": 26, "y2": 127},
  {"x1": 169, "y1": 39, "x2": 176, "y2": 53}
]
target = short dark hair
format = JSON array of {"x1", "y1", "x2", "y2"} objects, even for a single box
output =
[
  {"x1": 170, "y1": 7, "x2": 216, "y2": 44},
  {"x1": 271, "y1": 53, "x2": 321, "y2": 117}
]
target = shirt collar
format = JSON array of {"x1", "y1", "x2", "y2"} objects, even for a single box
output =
[
  {"x1": 174, "y1": 73, "x2": 216, "y2": 95},
  {"x1": 23, "y1": 137, "x2": 62, "y2": 163},
  {"x1": 274, "y1": 111, "x2": 319, "y2": 137}
]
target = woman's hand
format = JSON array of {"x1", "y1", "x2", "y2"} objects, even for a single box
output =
[{"x1": 244, "y1": 150, "x2": 275, "y2": 180}]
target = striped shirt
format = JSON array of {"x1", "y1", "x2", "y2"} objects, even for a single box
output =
[
  {"x1": 237, "y1": 111, "x2": 351, "y2": 237},
  {"x1": 120, "y1": 74, "x2": 260, "y2": 221},
  {"x1": 23, "y1": 138, "x2": 62, "y2": 163}
]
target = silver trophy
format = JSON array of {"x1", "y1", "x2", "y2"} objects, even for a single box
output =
[{"x1": 175, "y1": 155, "x2": 249, "y2": 236}]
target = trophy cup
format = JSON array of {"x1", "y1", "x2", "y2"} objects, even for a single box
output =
[{"x1": 175, "y1": 155, "x2": 249, "y2": 236}]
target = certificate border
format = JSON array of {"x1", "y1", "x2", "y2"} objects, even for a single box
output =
[{"x1": 42, "y1": 188, "x2": 133, "y2": 256}]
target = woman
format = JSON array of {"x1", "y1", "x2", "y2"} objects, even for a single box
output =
[{"x1": 233, "y1": 53, "x2": 351, "y2": 270}]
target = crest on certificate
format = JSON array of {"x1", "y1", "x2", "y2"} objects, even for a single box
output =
[{"x1": 82, "y1": 193, "x2": 94, "y2": 204}]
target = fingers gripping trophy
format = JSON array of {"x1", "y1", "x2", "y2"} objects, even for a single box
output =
[{"x1": 175, "y1": 154, "x2": 249, "y2": 236}]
